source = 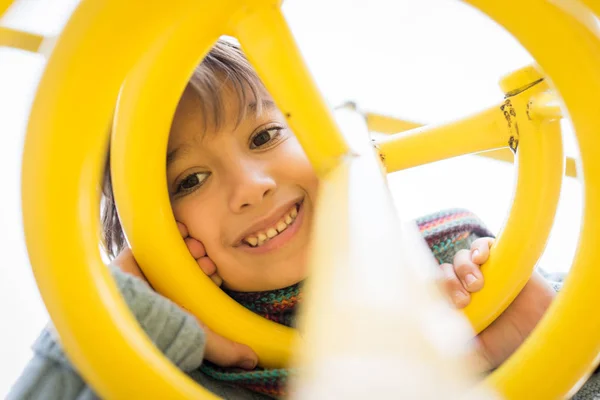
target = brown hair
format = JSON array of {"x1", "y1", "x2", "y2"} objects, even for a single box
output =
[{"x1": 101, "y1": 38, "x2": 267, "y2": 258}]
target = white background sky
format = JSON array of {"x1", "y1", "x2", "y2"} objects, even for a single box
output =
[{"x1": 0, "y1": 0, "x2": 583, "y2": 396}]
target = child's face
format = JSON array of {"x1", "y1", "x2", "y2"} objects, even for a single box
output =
[{"x1": 166, "y1": 85, "x2": 319, "y2": 291}]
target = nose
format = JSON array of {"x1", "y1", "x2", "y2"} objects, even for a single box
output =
[{"x1": 227, "y1": 160, "x2": 276, "y2": 213}]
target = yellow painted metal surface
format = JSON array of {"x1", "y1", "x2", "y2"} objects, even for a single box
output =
[
  {"x1": 0, "y1": 27, "x2": 45, "y2": 52},
  {"x1": 20, "y1": 1, "x2": 220, "y2": 398},
  {"x1": 466, "y1": 0, "x2": 600, "y2": 398}
]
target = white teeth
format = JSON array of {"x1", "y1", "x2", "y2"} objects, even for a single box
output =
[
  {"x1": 243, "y1": 203, "x2": 301, "y2": 247},
  {"x1": 266, "y1": 228, "x2": 278, "y2": 238},
  {"x1": 257, "y1": 233, "x2": 267, "y2": 244},
  {"x1": 276, "y1": 221, "x2": 287, "y2": 233}
]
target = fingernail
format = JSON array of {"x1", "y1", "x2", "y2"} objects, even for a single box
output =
[
  {"x1": 240, "y1": 359, "x2": 257, "y2": 370},
  {"x1": 465, "y1": 273, "x2": 478, "y2": 287},
  {"x1": 471, "y1": 249, "x2": 479, "y2": 261},
  {"x1": 454, "y1": 291, "x2": 467, "y2": 304}
]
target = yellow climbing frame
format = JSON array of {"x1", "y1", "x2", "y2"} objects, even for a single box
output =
[{"x1": 17, "y1": 0, "x2": 600, "y2": 399}]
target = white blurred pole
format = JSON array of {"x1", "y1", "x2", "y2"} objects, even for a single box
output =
[{"x1": 291, "y1": 111, "x2": 499, "y2": 399}]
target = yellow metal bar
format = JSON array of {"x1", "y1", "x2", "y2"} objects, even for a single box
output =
[
  {"x1": 21, "y1": 0, "x2": 219, "y2": 398},
  {"x1": 365, "y1": 89, "x2": 577, "y2": 177},
  {"x1": 112, "y1": 1, "x2": 297, "y2": 370},
  {"x1": 234, "y1": 7, "x2": 349, "y2": 177},
  {"x1": 365, "y1": 112, "x2": 422, "y2": 134},
  {"x1": 374, "y1": 98, "x2": 517, "y2": 173},
  {"x1": 0, "y1": 26, "x2": 45, "y2": 52},
  {"x1": 466, "y1": 0, "x2": 600, "y2": 398}
]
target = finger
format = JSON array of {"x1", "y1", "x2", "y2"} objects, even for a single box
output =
[
  {"x1": 203, "y1": 326, "x2": 258, "y2": 369},
  {"x1": 177, "y1": 222, "x2": 189, "y2": 238},
  {"x1": 439, "y1": 263, "x2": 471, "y2": 308},
  {"x1": 198, "y1": 256, "x2": 217, "y2": 276},
  {"x1": 185, "y1": 237, "x2": 207, "y2": 259},
  {"x1": 209, "y1": 273, "x2": 223, "y2": 287},
  {"x1": 470, "y1": 237, "x2": 495, "y2": 265},
  {"x1": 453, "y1": 249, "x2": 484, "y2": 293}
]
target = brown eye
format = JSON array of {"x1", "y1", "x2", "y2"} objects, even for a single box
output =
[
  {"x1": 181, "y1": 174, "x2": 199, "y2": 189},
  {"x1": 176, "y1": 172, "x2": 209, "y2": 195},
  {"x1": 250, "y1": 128, "x2": 282, "y2": 149}
]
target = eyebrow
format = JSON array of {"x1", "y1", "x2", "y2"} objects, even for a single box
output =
[
  {"x1": 248, "y1": 99, "x2": 276, "y2": 111},
  {"x1": 167, "y1": 146, "x2": 186, "y2": 168},
  {"x1": 167, "y1": 99, "x2": 277, "y2": 168}
]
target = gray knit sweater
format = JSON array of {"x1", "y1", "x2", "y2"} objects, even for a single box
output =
[
  {"x1": 7, "y1": 266, "x2": 270, "y2": 400},
  {"x1": 7, "y1": 263, "x2": 600, "y2": 399}
]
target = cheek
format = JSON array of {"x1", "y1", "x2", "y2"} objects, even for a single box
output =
[
  {"x1": 281, "y1": 138, "x2": 320, "y2": 193},
  {"x1": 171, "y1": 197, "x2": 222, "y2": 248}
]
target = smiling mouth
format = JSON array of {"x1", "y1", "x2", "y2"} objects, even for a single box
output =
[{"x1": 242, "y1": 201, "x2": 301, "y2": 248}]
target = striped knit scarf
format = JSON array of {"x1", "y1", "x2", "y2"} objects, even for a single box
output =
[{"x1": 199, "y1": 208, "x2": 492, "y2": 398}]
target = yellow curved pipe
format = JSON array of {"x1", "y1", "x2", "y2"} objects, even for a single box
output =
[
  {"x1": 112, "y1": 1, "x2": 298, "y2": 370},
  {"x1": 463, "y1": 81, "x2": 564, "y2": 333},
  {"x1": 465, "y1": 0, "x2": 600, "y2": 398},
  {"x1": 21, "y1": 0, "x2": 219, "y2": 398}
]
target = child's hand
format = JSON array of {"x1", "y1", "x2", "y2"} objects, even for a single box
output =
[
  {"x1": 437, "y1": 237, "x2": 555, "y2": 372},
  {"x1": 440, "y1": 237, "x2": 494, "y2": 308},
  {"x1": 476, "y1": 271, "x2": 555, "y2": 371},
  {"x1": 113, "y1": 224, "x2": 223, "y2": 287},
  {"x1": 177, "y1": 222, "x2": 223, "y2": 287},
  {"x1": 113, "y1": 225, "x2": 257, "y2": 370}
]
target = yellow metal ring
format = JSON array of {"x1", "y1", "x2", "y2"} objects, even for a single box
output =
[
  {"x1": 21, "y1": 1, "x2": 220, "y2": 398},
  {"x1": 466, "y1": 0, "x2": 600, "y2": 398},
  {"x1": 111, "y1": 2, "x2": 300, "y2": 370}
]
